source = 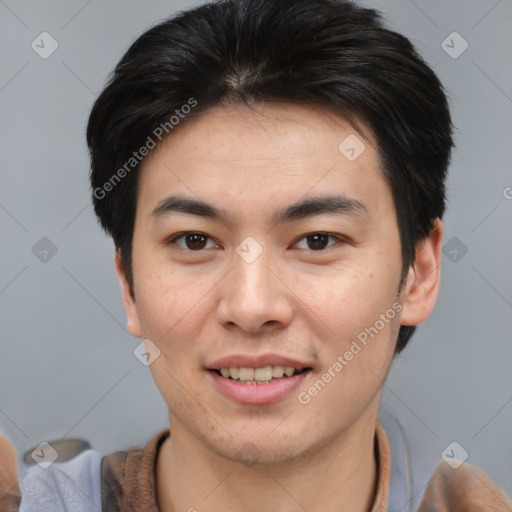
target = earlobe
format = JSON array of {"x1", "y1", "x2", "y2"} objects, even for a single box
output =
[
  {"x1": 114, "y1": 249, "x2": 142, "y2": 338},
  {"x1": 399, "y1": 219, "x2": 444, "y2": 327}
]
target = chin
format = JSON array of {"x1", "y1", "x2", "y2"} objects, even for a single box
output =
[
  {"x1": 207, "y1": 429, "x2": 314, "y2": 468},
  {"x1": 228, "y1": 443, "x2": 308, "y2": 467}
]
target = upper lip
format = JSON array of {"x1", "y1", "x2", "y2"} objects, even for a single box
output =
[{"x1": 207, "y1": 354, "x2": 312, "y2": 371}]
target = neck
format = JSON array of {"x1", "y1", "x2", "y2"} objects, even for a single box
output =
[{"x1": 156, "y1": 413, "x2": 379, "y2": 512}]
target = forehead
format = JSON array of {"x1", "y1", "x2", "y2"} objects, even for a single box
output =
[{"x1": 136, "y1": 102, "x2": 389, "y2": 220}]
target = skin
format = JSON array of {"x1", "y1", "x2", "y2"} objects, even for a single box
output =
[
  {"x1": 0, "y1": 434, "x2": 21, "y2": 512},
  {"x1": 115, "y1": 101, "x2": 443, "y2": 511}
]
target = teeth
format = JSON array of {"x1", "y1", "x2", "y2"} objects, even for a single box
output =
[
  {"x1": 239, "y1": 367, "x2": 255, "y2": 381},
  {"x1": 218, "y1": 365, "x2": 300, "y2": 381},
  {"x1": 255, "y1": 366, "x2": 272, "y2": 381},
  {"x1": 284, "y1": 367, "x2": 295, "y2": 377},
  {"x1": 272, "y1": 365, "x2": 285, "y2": 378}
]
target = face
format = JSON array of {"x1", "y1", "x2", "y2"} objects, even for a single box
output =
[{"x1": 117, "y1": 102, "x2": 442, "y2": 464}]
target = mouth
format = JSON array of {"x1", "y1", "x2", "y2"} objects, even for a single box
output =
[
  {"x1": 206, "y1": 354, "x2": 314, "y2": 404},
  {"x1": 209, "y1": 366, "x2": 312, "y2": 384},
  {"x1": 208, "y1": 366, "x2": 312, "y2": 404}
]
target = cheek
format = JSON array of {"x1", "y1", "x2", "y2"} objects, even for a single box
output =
[
  {"x1": 133, "y1": 261, "x2": 198, "y2": 338},
  {"x1": 297, "y1": 259, "x2": 397, "y2": 333},
  {"x1": 294, "y1": 260, "x2": 400, "y2": 391},
  {"x1": 301, "y1": 312, "x2": 399, "y2": 419},
  {"x1": 133, "y1": 269, "x2": 213, "y2": 388}
]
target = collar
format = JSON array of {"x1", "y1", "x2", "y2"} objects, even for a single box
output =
[{"x1": 101, "y1": 419, "x2": 391, "y2": 511}]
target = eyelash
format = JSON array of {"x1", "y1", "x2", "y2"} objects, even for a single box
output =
[{"x1": 166, "y1": 231, "x2": 346, "y2": 255}]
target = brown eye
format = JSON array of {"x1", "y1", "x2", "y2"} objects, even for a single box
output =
[
  {"x1": 169, "y1": 232, "x2": 217, "y2": 251},
  {"x1": 306, "y1": 233, "x2": 330, "y2": 250},
  {"x1": 295, "y1": 232, "x2": 339, "y2": 251},
  {"x1": 184, "y1": 233, "x2": 208, "y2": 250}
]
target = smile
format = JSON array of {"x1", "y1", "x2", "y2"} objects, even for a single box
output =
[
  {"x1": 208, "y1": 367, "x2": 312, "y2": 404},
  {"x1": 214, "y1": 365, "x2": 310, "y2": 384}
]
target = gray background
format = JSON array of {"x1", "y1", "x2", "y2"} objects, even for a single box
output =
[{"x1": 1, "y1": 0, "x2": 511, "y2": 502}]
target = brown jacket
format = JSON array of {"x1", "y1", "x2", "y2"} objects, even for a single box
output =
[{"x1": 99, "y1": 421, "x2": 512, "y2": 511}]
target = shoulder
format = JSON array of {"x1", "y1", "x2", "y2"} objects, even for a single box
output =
[
  {"x1": 100, "y1": 429, "x2": 169, "y2": 511},
  {"x1": 378, "y1": 409, "x2": 512, "y2": 511},
  {"x1": 18, "y1": 449, "x2": 102, "y2": 512},
  {"x1": 17, "y1": 430, "x2": 169, "y2": 512},
  {"x1": 417, "y1": 460, "x2": 512, "y2": 511}
]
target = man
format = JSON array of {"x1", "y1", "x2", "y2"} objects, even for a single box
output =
[{"x1": 2, "y1": 0, "x2": 511, "y2": 510}]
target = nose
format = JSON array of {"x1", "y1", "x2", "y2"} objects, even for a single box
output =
[{"x1": 216, "y1": 243, "x2": 294, "y2": 334}]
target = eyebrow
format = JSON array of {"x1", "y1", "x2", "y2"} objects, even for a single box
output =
[{"x1": 151, "y1": 194, "x2": 371, "y2": 225}]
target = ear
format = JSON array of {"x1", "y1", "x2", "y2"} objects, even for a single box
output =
[
  {"x1": 399, "y1": 218, "x2": 443, "y2": 326},
  {"x1": 114, "y1": 249, "x2": 142, "y2": 338}
]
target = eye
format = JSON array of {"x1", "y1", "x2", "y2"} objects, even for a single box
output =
[
  {"x1": 168, "y1": 232, "x2": 219, "y2": 251},
  {"x1": 294, "y1": 232, "x2": 342, "y2": 251},
  {"x1": 167, "y1": 231, "x2": 345, "y2": 253}
]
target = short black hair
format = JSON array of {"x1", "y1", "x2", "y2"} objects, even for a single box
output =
[{"x1": 87, "y1": 0, "x2": 454, "y2": 355}]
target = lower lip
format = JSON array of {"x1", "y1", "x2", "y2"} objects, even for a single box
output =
[{"x1": 208, "y1": 369, "x2": 311, "y2": 405}]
